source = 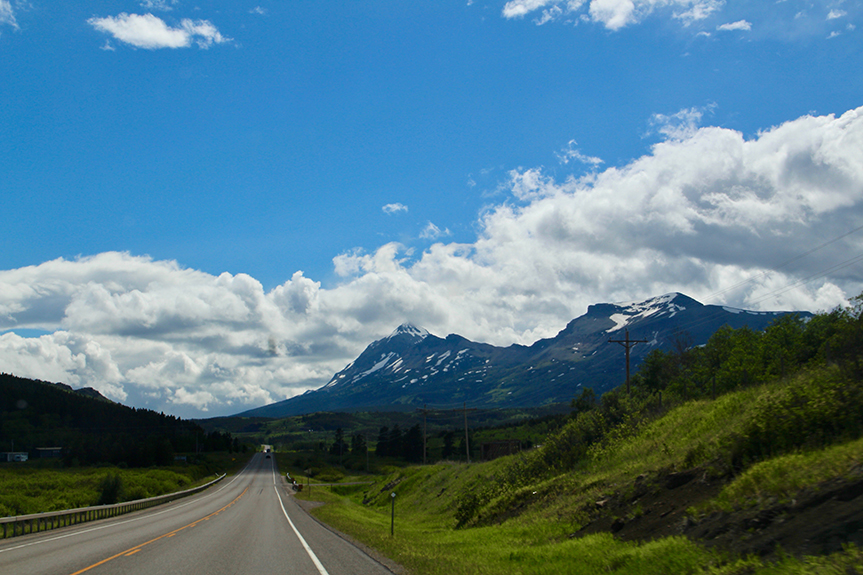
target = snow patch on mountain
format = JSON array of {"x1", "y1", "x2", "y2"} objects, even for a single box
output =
[
  {"x1": 607, "y1": 293, "x2": 686, "y2": 333},
  {"x1": 387, "y1": 323, "x2": 430, "y2": 340},
  {"x1": 355, "y1": 352, "x2": 398, "y2": 380},
  {"x1": 435, "y1": 350, "x2": 451, "y2": 366}
]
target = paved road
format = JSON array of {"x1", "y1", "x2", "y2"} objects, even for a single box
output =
[{"x1": 0, "y1": 454, "x2": 395, "y2": 575}]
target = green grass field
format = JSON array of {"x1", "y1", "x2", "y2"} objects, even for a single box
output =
[
  {"x1": 0, "y1": 452, "x2": 250, "y2": 518},
  {"x1": 285, "y1": 365, "x2": 863, "y2": 574}
]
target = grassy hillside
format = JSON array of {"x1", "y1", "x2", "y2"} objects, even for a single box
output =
[{"x1": 287, "y1": 359, "x2": 863, "y2": 574}]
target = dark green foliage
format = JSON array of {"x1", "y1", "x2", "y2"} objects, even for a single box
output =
[
  {"x1": 823, "y1": 295, "x2": 863, "y2": 378},
  {"x1": 386, "y1": 425, "x2": 404, "y2": 458},
  {"x1": 571, "y1": 387, "x2": 596, "y2": 415},
  {"x1": 403, "y1": 424, "x2": 424, "y2": 462},
  {"x1": 630, "y1": 312, "x2": 838, "y2": 402},
  {"x1": 454, "y1": 491, "x2": 481, "y2": 528},
  {"x1": 350, "y1": 433, "x2": 367, "y2": 455},
  {"x1": 731, "y1": 368, "x2": 863, "y2": 469},
  {"x1": 375, "y1": 426, "x2": 390, "y2": 457},
  {"x1": 97, "y1": 472, "x2": 123, "y2": 505},
  {"x1": 329, "y1": 428, "x2": 348, "y2": 456},
  {"x1": 0, "y1": 374, "x2": 234, "y2": 467},
  {"x1": 441, "y1": 431, "x2": 456, "y2": 459},
  {"x1": 456, "y1": 429, "x2": 478, "y2": 462}
]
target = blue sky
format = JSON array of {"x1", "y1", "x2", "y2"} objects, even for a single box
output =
[{"x1": 1, "y1": 1, "x2": 862, "y2": 417}]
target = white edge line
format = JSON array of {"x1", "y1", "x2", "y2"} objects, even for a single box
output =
[{"x1": 274, "y1": 485, "x2": 330, "y2": 575}]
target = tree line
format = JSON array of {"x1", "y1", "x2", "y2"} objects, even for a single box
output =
[
  {"x1": 625, "y1": 295, "x2": 863, "y2": 402},
  {"x1": 324, "y1": 424, "x2": 480, "y2": 464},
  {"x1": 0, "y1": 374, "x2": 240, "y2": 467}
]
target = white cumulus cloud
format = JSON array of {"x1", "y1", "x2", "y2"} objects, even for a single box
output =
[
  {"x1": 717, "y1": 19, "x2": 752, "y2": 31},
  {"x1": 87, "y1": 13, "x2": 230, "y2": 50},
  {"x1": 503, "y1": 0, "x2": 559, "y2": 19},
  {"x1": 382, "y1": 203, "x2": 409, "y2": 214},
  {"x1": 2, "y1": 106, "x2": 862, "y2": 418}
]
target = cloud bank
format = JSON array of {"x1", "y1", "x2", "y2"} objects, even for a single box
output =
[{"x1": 2, "y1": 106, "x2": 862, "y2": 417}]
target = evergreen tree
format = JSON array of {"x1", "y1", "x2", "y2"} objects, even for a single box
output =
[
  {"x1": 441, "y1": 431, "x2": 455, "y2": 460},
  {"x1": 330, "y1": 427, "x2": 348, "y2": 456},
  {"x1": 388, "y1": 425, "x2": 403, "y2": 458},
  {"x1": 351, "y1": 433, "x2": 366, "y2": 455},
  {"x1": 375, "y1": 426, "x2": 390, "y2": 457},
  {"x1": 403, "y1": 424, "x2": 424, "y2": 462}
]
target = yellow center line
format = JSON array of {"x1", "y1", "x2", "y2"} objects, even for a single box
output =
[{"x1": 67, "y1": 487, "x2": 248, "y2": 575}]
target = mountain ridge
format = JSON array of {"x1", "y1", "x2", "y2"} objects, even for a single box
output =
[{"x1": 239, "y1": 293, "x2": 810, "y2": 418}]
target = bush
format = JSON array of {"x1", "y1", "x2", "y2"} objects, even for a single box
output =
[
  {"x1": 454, "y1": 491, "x2": 481, "y2": 528},
  {"x1": 734, "y1": 367, "x2": 863, "y2": 467},
  {"x1": 97, "y1": 473, "x2": 124, "y2": 505}
]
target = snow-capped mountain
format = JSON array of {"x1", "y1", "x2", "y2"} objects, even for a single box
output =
[{"x1": 240, "y1": 293, "x2": 809, "y2": 417}]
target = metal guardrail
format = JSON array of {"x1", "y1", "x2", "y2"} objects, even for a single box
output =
[{"x1": 0, "y1": 473, "x2": 226, "y2": 539}]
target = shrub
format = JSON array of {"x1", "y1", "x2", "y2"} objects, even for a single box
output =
[{"x1": 97, "y1": 473, "x2": 124, "y2": 505}]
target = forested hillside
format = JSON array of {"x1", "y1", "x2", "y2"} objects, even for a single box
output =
[{"x1": 0, "y1": 374, "x2": 235, "y2": 467}]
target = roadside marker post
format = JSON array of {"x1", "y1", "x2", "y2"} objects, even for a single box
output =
[{"x1": 390, "y1": 492, "x2": 396, "y2": 536}]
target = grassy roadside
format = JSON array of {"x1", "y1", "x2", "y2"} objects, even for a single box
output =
[
  {"x1": 0, "y1": 451, "x2": 250, "y2": 518},
  {"x1": 295, "y1": 469, "x2": 733, "y2": 575},
  {"x1": 289, "y1": 367, "x2": 863, "y2": 574},
  {"x1": 297, "y1": 468, "x2": 863, "y2": 575},
  {"x1": 700, "y1": 436, "x2": 863, "y2": 515}
]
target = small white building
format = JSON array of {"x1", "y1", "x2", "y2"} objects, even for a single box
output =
[{"x1": 1, "y1": 452, "x2": 29, "y2": 462}]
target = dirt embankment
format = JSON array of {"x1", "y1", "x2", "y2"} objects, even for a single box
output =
[{"x1": 575, "y1": 466, "x2": 863, "y2": 560}]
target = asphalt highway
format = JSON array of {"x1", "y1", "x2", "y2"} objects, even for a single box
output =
[{"x1": 0, "y1": 453, "x2": 395, "y2": 575}]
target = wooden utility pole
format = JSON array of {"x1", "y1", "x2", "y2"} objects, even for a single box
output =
[
  {"x1": 464, "y1": 403, "x2": 470, "y2": 463},
  {"x1": 609, "y1": 329, "x2": 648, "y2": 394},
  {"x1": 453, "y1": 402, "x2": 478, "y2": 463},
  {"x1": 418, "y1": 404, "x2": 429, "y2": 464}
]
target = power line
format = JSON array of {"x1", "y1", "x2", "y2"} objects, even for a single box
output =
[
  {"x1": 704, "y1": 222, "x2": 863, "y2": 305},
  {"x1": 745, "y1": 252, "x2": 863, "y2": 308},
  {"x1": 608, "y1": 330, "x2": 648, "y2": 394}
]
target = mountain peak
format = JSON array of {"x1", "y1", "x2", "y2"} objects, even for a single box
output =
[
  {"x1": 387, "y1": 323, "x2": 430, "y2": 340},
  {"x1": 605, "y1": 292, "x2": 697, "y2": 333}
]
